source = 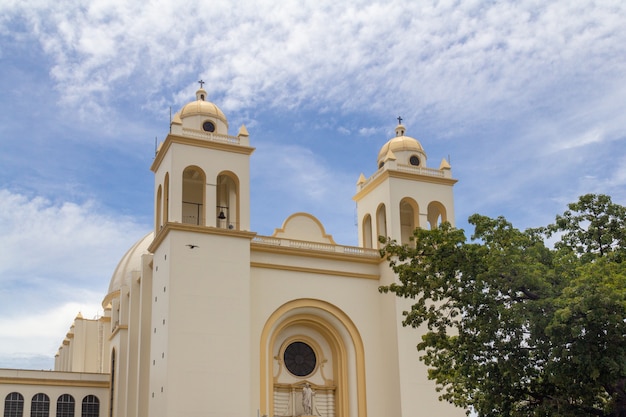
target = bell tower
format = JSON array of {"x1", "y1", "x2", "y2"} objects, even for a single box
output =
[
  {"x1": 152, "y1": 84, "x2": 253, "y2": 232},
  {"x1": 147, "y1": 84, "x2": 256, "y2": 417},
  {"x1": 353, "y1": 122, "x2": 457, "y2": 248},
  {"x1": 353, "y1": 121, "x2": 458, "y2": 416}
]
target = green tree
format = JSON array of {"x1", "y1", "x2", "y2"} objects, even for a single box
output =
[{"x1": 379, "y1": 194, "x2": 626, "y2": 416}]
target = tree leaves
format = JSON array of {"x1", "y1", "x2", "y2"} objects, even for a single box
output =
[{"x1": 380, "y1": 194, "x2": 626, "y2": 417}]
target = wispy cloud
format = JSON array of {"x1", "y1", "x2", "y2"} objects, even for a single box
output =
[
  {"x1": 2, "y1": 0, "x2": 624, "y2": 130},
  {"x1": 1, "y1": 0, "x2": 625, "y2": 370}
]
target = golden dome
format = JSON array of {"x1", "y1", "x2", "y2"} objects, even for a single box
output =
[
  {"x1": 179, "y1": 88, "x2": 228, "y2": 125},
  {"x1": 377, "y1": 124, "x2": 425, "y2": 162}
]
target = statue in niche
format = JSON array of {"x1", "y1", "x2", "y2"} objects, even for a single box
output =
[{"x1": 302, "y1": 383, "x2": 315, "y2": 415}]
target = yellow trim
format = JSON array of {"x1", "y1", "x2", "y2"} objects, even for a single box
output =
[
  {"x1": 151, "y1": 134, "x2": 255, "y2": 172},
  {"x1": 352, "y1": 169, "x2": 458, "y2": 202},
  {"x1": 102, "y1": 290, "x2": 121, "y2": 310},
  {"x1": 251, "y1": 242, "x2": 382, "y2": 264},
  {"x1": 0, "y1": 377, "x2": 109, "y2": 388},
  {"x1": 251, "y1": 262, "x2": 379, "y2": 280},
  {"x1": 148, "y1": 222, "x2": 257, "y2": 253},
  {"x1": 272, "y1": 212, "x2": 337, "y2": 244},
  {"x1": 260, "y1": 299, "x2": 367, "y2": 417},
  {"x1": 109, "y1": 325, "x2": 128, "y2": 340}
]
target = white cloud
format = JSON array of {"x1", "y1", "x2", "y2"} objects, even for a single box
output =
[
  {"x1": 0, "y1": 300, "x2": 102, "y2": 366},
  {"x1": 0, "y1": 189, "x2": 149, "y2": 365},
  {"x1": 0, "y1": 189, "x2": 147, "y2": 281},
  {"x1": 2, "y1": 0, "x2": 624, "y2": 130}
]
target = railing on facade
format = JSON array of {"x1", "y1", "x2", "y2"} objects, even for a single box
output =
[
  {"x1": 181, "y1": 128, "x2": 241, "y2": 145},
  {"x1": 252, "y1": 236, "x2": 380, "y2": 259},
  {"x1": 397, "y1": 164, "x2": 446, "y2": 178}
]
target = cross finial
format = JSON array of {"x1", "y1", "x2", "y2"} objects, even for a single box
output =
[
  {"x1": 198, "y1": 79, "x2": 205, "y2": 89},
  {"x1": 397, "y1": 116, "x2": 403, "y2": 125}
]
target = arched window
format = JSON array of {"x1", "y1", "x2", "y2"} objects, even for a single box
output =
[
  {"x1": 376, "y1": 204, "x2": 387, "y2": 245},
  {"x1": 182, "y1": 166, "x2": 206, "y2": 225},
  {"x1": 427, "y1": 201, "x2": 447, "y2": 229},
  {"x1": 216, "y1": 172, "x2": 239, "y2": 230},
  {"x1": 81, "y1": 396, "x2": 99, "y2": 417},
  {"x1": 56, "y1": 395, "x2": 74, "y2": 417},
  {"x1": 4, "y1": 392, "x2": 24, "y2": 417},
  {"x1": 30, "y1": 394, "x2": 49, "y2": 417},
  {"x1": 362, "y1": 214, "x2": 373, "y2": 248},
  {"x1": 400, "y1": 198, "x2": 419, "y2": 245}
]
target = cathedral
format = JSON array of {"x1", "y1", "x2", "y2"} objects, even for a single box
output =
[{"x1": 0, "y1": 86, "x2": 463, "y2": 417}]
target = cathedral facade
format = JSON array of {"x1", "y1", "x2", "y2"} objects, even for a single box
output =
[{"x1": 0, "y1": 88, "x2": 462, "y2": 417}]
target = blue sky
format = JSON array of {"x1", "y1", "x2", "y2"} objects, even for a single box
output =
[{"x1": 1, "y1": 0, "x2": 625, "y2": 369}]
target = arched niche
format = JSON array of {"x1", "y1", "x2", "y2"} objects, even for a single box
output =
[
  {"x1": 182, "y1": 166, "x2": 206, "y2": 225},
  {"x1": 427, "y1": 201, "x2": 447, "y2": 229},
  {"x1": 260, "y1": 299, "x2": 367, "y2": 417},
  {"x1": 216, "y1": 171, "x2": 240, "y2": 230}
]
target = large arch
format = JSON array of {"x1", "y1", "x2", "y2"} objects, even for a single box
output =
[
  {"x1": 260, "y1": 299, "x2": 367, "y2": 417},
  {"x1": 216, "y1": 171, "x2": 240, "y2": 230},
  {"x1": 182, "y1": 166, "x2": 206, "y2": 225}
]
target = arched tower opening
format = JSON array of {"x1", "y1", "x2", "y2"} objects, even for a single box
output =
[
  {"x1": 427, "y1": 201, "x2": 447, "y2": 229},
  {"x1": 400, "y1": 198, "x2": 419, "y2": 245},
  {"x1": 376, "y1": 203, "x2": 387, "y2": 246},
  {"x1": 163, "y1": 173, "x2": 170, "y2": 225},
  {"x1": 155, "y1": 185, "x2": 162, "y2": 231},
  {"x1": 182, "y1": 166, "x2": 206, "y2": 225},
  {"x1": 362, "y1": 214, "x2": 373, "y2": 248},
  {"x1": 216, "y1": 171, "x2": 239, "y2": 230}
]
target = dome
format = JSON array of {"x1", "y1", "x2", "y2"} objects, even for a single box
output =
[
  {"x1": 106, "y1": 232, "x2": 154, "y2": 298},
  {"x1": 377, "y1": 125, "x2": 424, "y2": 160},
  {"x1": 377, "y1": 124, "x2": 427, "y2": 167},
  {"x1": 179, "y1": 88, "x2": 228, "y2": 125}
]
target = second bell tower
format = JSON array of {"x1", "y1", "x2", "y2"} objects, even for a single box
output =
[{"x1": 147, "y1": 85, "x2": 256, "y2": 417}]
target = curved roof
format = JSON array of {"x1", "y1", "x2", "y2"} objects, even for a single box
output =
[
  {"x1": 377, "y1": 125, "x2": 425, "y2": 162},
  {"x1": 179, "y1": 88, "x2": 228, "y2": 125},
  {"x1": 106, "y1": 232, "x2": 154, "y2": 297}
]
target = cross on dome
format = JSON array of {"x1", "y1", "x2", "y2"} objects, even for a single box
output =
[
  {"x1": 397, "y1": 116, "x2": 403, "y2": 124},
  {"x1": 198, "y1": 79, "x2": 205, "y2": 88}
]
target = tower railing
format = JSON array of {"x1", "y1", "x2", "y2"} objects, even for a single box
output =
[
  {"x1": 252, "y1": 236, "x2": 380, "y2": 259},
  {"x1": 181, "y1": 128, "x2": 241, "y2": 144},
  {"x1": 357, "y1": 164, "x2": 446, "y2": 191}
]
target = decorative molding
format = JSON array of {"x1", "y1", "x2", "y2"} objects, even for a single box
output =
[{"x1": 251, "y1": 262, "x2": 379, "y2": 281}]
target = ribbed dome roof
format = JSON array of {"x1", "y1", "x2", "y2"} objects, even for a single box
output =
[
  {"x1": 377, "y1": 124, "x2": 425, "y2": 161},
  {"x1": 179, "y1": 88, "x2": 228, "y2": 125},
  {"x1": 106, "y1": 232, "x2": 153, "y2": 297}
]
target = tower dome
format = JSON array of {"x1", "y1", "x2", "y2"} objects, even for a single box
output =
[
  {"x1": 170, "y1": 85, "x2": 229, "y2": 135},
  {"x1": 377, "y1": 124, "x2": 427, "y2": 168},
  {"x1": 179, "y1": 88, "x2": 228, "y2": 125}
]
